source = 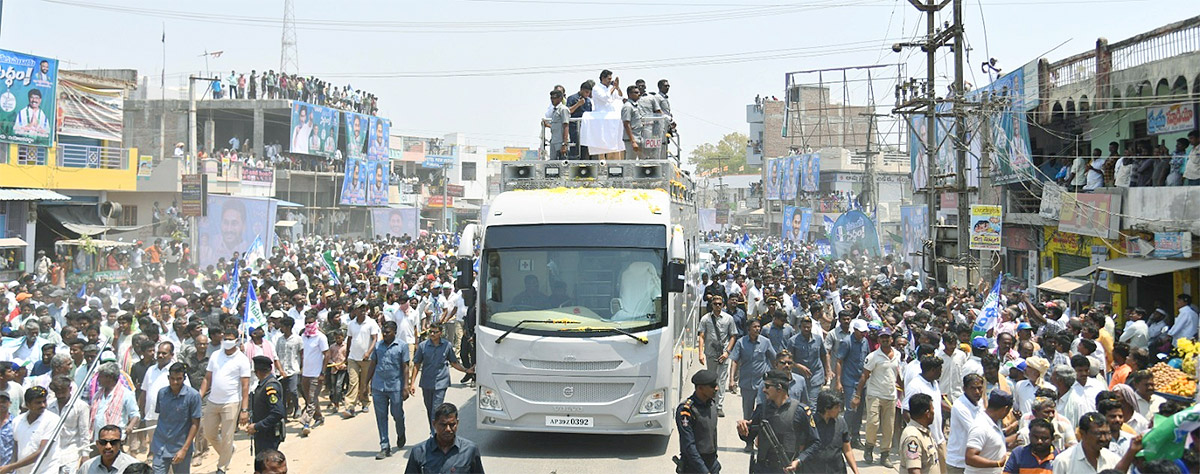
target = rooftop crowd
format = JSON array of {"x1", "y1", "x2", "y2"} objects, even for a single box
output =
[
  {"x1": 684, "y1": 231, "x2": 1198, "y2": 473},
  {"x1": 1048, "y1": 130, "x2": 1200, "y2": 190},
  {"x1": 209, "y1": 70, "x2": 379, "y2": 116}
]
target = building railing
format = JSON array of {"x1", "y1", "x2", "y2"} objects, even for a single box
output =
[
  {"x1": 1110, "y1": 18, "x2": 1200, "y2": 71},
  {"x1": 1048, "y1": 52, "x2": 1096, "y2": 89},
  {"x1": 56, "y1": 144, "x2": 129, "y2": 170},
  {"x1": 17, "y1": 146, "x2": 48, "y2": 166}
]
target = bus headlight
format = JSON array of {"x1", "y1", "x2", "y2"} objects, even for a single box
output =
[
  {"x1": 479, "y1": 386, "x2": 504, "y2": 412},
  {"x1": 639, "y1": 388, "x2": 667, "y2": 414}
]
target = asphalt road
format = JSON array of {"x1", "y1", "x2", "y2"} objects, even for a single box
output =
[{"x1": 189, "y1": 377, "x2": 898, "y2": 473}]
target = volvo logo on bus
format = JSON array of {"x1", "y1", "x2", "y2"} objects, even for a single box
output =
[
  {"x1": 551, "y1": 405, "x2": 582, "y2": 412},
  {"x1": 563, "y1": 386, "x2": 575, "y2": 398}
]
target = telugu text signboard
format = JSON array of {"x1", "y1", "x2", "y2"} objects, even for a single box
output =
[
  {"x1": 968, "y1": 205, "x2": 1002, "y2": 251},
  {"x1": 1147, "y1": 103, "x2": 1195, "y2": 135},
  {"x1": 180, "y1": 174, "x2": 205, "y2": 217},
  {"x1": 0, "y1": 49, "x2": 58, "y2": 147}
]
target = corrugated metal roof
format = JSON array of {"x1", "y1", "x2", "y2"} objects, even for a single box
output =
[
  {"x1": 0, "y1": 189, "x2": 71, "y2": 201},
  {"x1": 1097, "y1": 257, "x2": 1200, "y2": 278}
]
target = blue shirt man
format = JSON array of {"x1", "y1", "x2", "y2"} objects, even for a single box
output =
[
  {"x1": 410, "y1": 325, "x2": 470, "y2": 431},
  {"x1": 150, "y1": 364, "x2": 202, "y2": 471},
  {"x1": 405, "y1": 403, "x2": 484, "y2": 474},
  {"x1": 369, "y1": 321, "x2": 410, "y2": 458},
  {"x1": 836, "y1": 318, "x2": 870, "y2": 446},
  {"x1": 789, "y1": 317, "x2": 828, "y2": 399},
  {"x1": 729, "y1": 319, "x2": 776, "y2": 430}
]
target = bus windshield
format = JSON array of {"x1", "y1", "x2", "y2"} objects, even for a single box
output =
[{"x1": 481, "y1": 247, "x2": 665, "y2": 336}]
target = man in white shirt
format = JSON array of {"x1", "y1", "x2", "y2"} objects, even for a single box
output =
[
  {"x1": 437, "y1": 283, "x2": 464, "y2": 358},
  {"x1": 13, "y1": 89, "x2": 50, "y2": 139},
  {"x1": 345, "y1": 301, "x2": 380, "y2": 416},
  {"x1": 1118, "y1": 308, "x2": 1150, "y2": 351},
  {"x1": 1083, "y1": 148, "x2": 1106, "y2": 191},
  {"x1": 590, "y1": 69, "x2": 623, "y2": 112},
  {"x1": 48, "y1": 376, "x2": 90, "y2": 472},
  {"x1": 199, "y1": 332, "x2": 251, "y2": 474},
  {"x1": 903, "y1": 355, "x2": 947, "y2": 458},
  {"x1": 1169, "y1": 294, "x2": 1198, "y2": 347},
  {"x1": 963, "y1": 390, "x2": 1012, "y2": 474},
  {"x1": 946, "y1": 374, "x2": 985, "y2": 474},
  {"x1": 1050, "y1": 363, "x2": 1094, "y2": 432},
  {"x1": 1014, "y1": 356, "x2": 1050, "y2": 416},
  {"x1": 6, "y1": 387, "x2": 59, "y2": 474},
  {"x1": 938, "y1": 332, "x2": 968, "y2": 401},
  {"x1": 1052, "y1": 412, "x2": 1129, "y2": 473}
]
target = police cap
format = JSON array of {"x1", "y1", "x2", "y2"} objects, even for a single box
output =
[
  {"x1": 252, "y1": 355, "x2": 273, "y2": 371},
  {"x1": 691, "y1": 369, "x2": 719, "y2": 387}
]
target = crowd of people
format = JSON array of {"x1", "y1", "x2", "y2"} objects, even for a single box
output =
[
  {"x1": 208, "y1": 70, "x2": 379, "y2": 116},
  {"x1": 0, "y1": 231, "x2": 485, "y2": 473},
  {"x1": 1048, "y1": 130, "x2": 1200, "y2": 190},
  {"x1": 678, "y1": 232, "x2": 1198, "y2": 473}
]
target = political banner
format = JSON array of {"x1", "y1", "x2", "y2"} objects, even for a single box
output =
[
  {"x1": 968, "y1": 205, "x2": 1002, "y2": 251},
  {"x1": 376, "y1": 254, "x2": 407, "y2": 278},
  {"x1": 366, "y1": 159, "x2": 390, "y2": 206},
  {"x1": 241, "y1": 167, "x2": 274, "y2": 187},
  {"x1": 340, "y1": 157, "x2": 368, "y2": 205},
  {"x1": 344, "y1": 111, "x2": 371, "y2": 159},
  {"x1": 57, "y1": 79, "x2": 123, "y2": 141},
  {"x1": 0, "y1": 49, "x2": 58, "y2": 146},
  {"x1": 137, "y1": 155, "x2": 153, "y2": 179},
  {"x1": 830, "y1": 210, "x2": 880, "y2": 258},
  {"x1": 779, "y1": 156, "x2": 798, "y2": 201},
  {"x1": 900, "y1": 205, "x2": 928, "y2": 281},
  {"x1": 367, "y1": 116, "x2": 391, "y2": 161},
  {"x1": 799, "y1": 153, "x2": 820, "y2": 193},
  {"x1": 370, "y1": 207, "x2": 419, "y2": 239},
  {"x1": 289, "y1": 101, "x2": 339, "y2": 158},
  {"x1": 782, "y1": 206, "x2": 812, "y2": 242},
  {"x1": 197, "y1": 195, "x2": 277, "y2": 267}
]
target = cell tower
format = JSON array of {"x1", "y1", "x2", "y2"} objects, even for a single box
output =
[{"x1": 280, "y1": 0, "x2": 299, "y2": 74}]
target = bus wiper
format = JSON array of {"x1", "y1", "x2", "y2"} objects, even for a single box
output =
[
  {"x1": 559, "y1": 326, "x2": 649, "y2": 344},
  {"x1": 495, "y1": 319, "x2": 579, "y2": 344}
]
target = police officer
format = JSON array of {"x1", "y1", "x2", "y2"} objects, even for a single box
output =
[
  {"x1": 897, "y1": 392, "x2": 940, "y2": 474},
  {"x1": 736, "y1": 369, "x2": 818, "y2": 473},
  {"x1": 247, "y1": 355, "x2": 286, "y2": 453},
  {"x1": 676, "y1": 369, "x2": 721, "y2": 473}
]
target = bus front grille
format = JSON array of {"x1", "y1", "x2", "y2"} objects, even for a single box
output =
[
  {"x1": 519, "y1": 359, "x2": 622, "y2": 371},
  {"x1": 507, "y1": 381, "x2": 635, "y2": 403}
]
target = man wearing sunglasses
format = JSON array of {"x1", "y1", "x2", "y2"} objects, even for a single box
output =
[{"x1": 80, "y1": 424, "x2": 139, "y2": 473}]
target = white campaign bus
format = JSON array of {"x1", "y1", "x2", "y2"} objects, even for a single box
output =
[{"x1": 455, "y1": 160, "x2": 701, "y2": 435}]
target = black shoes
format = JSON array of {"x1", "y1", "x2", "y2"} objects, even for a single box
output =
[{"x1": 376, "y1": 447, "x2": 391, "y2": 460}]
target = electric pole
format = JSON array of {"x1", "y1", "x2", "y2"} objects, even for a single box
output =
[{"x1": 952, "y1": 0, "x2": 971, "y2": 265}]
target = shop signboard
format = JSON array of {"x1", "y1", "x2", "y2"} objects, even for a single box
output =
[
  {"x1": 180, "y1": 174, "x2": 205, "y2": 217},
  {"x1": 446, "y1": 184, "x2": 465, "y2": 198},
  {"x1": 1146, "y1": 103, "x2": 1195, "y2": 135},
  {"x1": 1153, "y1": 231, "x2": 1192, "y2": 259},
  {"x1": 241, "y1": 167, "x2": 274, "y2": 187}
]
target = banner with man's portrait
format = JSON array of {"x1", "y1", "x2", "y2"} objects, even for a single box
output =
[
  {"x1": 289, "y1": 101, "x2": 339, "y2": 158},
  {"x1": 371, "y1": 207, "x2": 419, "y2": 240},
  {"x1": 197, "y1": 195, "x2": 278, "y2": 267},
  {"x1": 0, "y1": 49, "x2": 58, "y2": 146}
]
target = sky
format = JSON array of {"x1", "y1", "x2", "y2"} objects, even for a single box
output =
[{"x1": 4, "y1": 0, "x2": 1196, "y2": 154}]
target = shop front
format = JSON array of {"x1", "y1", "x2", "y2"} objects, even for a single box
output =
[{"x1": 1041, "y1": 226, "x2": 1126, "y2": 311}]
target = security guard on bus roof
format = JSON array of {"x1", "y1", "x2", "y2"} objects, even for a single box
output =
[
  {"x1": 247, "y1": 355, "x2": 286, "y2": 453},
  {"x1": 675, "y1": 369, "x2": 721, "y2": 473}
]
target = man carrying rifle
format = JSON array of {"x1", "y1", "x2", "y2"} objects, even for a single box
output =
[{"x1": 736, "y1": 369, "x2": 819, "y2": 473}]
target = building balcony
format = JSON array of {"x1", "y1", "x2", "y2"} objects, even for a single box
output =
[{"x1": 0, "y1": 143, "x2": 137, "y2": 191}]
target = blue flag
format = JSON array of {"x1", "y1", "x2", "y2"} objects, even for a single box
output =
[
  {"x1": 241, "y1": 280, "x2": 264, "y2": 338},
  {"x1": 815, "y1": 264, "x2": 829, "y2": 289},
  {"x1": 222, "y1": 259, "x2": 241, "y2": 311},
  {"x1": 972, "y1": 275, "x2": 1004, "y2": 337},
  {"x1": 76, "y1": 284, "x2": 86, "y2": 299}
]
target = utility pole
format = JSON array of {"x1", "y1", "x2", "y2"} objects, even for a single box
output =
[
  {"x1": 951, "y1": 0, "x2": 971, "y2": 265},
  {"x1": 893, "y1": 0, "x2": 956, "y2": 286}
]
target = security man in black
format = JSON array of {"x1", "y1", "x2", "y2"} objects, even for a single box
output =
[
  {"x1": 736, "y1": 369, "x2": 819, "y2": 473},
  {"x1": 247, "y1": 355, "x2": 286, "y2": 453},
  {"x1": 676, "y1": 369, "x2": 721, "y2": 473}
]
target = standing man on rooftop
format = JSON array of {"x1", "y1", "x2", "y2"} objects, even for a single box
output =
[{"x1": 564, "y1": 81, "x2": 593, "y2": 159}]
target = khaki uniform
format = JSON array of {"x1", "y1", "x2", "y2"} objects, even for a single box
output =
[{"x1": 898, "y1": 419, "x2": 940, "y2": 474}]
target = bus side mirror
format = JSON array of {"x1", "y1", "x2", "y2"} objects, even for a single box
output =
[
  {"x1": 456, "y1": 259, "x2": 474, "y2": 290},
  {"x1": 666, "y1": 261, "x2": 685, "y2": 293}
]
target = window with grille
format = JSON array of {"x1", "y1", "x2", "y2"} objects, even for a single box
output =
[
  {"x1": 117, "y1": 205, "x2": 138, "y2": 227},
  {"x1": 462, "y1": 162, "x2": 477, "y2": 182}
]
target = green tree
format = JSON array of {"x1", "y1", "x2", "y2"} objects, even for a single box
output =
[{"x1": 688, "y1": 132, "x2": 756, "y2": 175}]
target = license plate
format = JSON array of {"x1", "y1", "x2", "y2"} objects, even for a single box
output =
[
  {"x1": 644, "y1": 138, "x2": 662, "y2": 148},
  {"x1": 545, "y1": 415, "x2": 593, "y2": 428}
]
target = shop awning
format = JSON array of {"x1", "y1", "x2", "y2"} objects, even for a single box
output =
[
  {"x1": 1037, "y1": 276, "x2": 1090, "y2": 294},
  {"x1": 0, "y1": 238, "x2": 28, "y2": 248},
  {"x1": 274, "y1": 199, "x2": 304, "y2": 208},
  {"x1": 53, "y1": 239, "x2": 136, "y2": 248},
  {"x1": 452, "y1": 202, "x2": 481, "y2": 211},
  {"x1": 275, "y1": 220, "x2": 298, "y2": 228},
  {"x1": 0, "y1": 189, "x2": 70, "y2": 201},
  {"x1": 1062, "y1": 264, "x2": 1099, "y2": 278},
  {"x1": 1096, "y1": 257, "x2": 1200, "y2": 278}
]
